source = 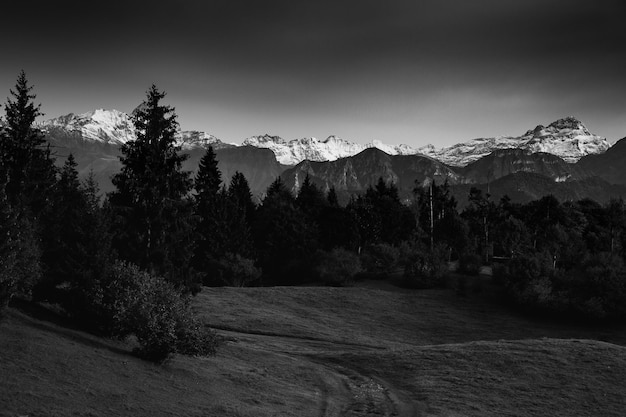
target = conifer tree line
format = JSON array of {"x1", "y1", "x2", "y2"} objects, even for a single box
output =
[{"x1": 2, "y1": 70, "x2": 626, "y2": 360}]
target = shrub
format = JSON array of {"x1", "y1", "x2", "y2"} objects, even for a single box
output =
[
  {"x1": 497, "y1": 251, "x2": 626, "y2": 320},
  {"x1": 91, "y1": 261, "x2": 218, "y2": 363},
  {"x1": 571, "y1": 252, "x2": 626, "y2": 319},
  {"x1": 316, "y1": 248, "x2": 362, "y2": 286},
  {"x1": 491, "y1": 262, "x2": 509, "y2": 284},
  {"x1": 360, "y1": 243, "x2": 399, "y2": 277},
  {"x1": 0, "y1": 213, "x2": 42, "y2": 315},
  {"x1": 403, "y1": 244, "x2": 448, "y2": 288},
  {"x1": 458, "y1": 253, "x2": 482, "y2": 276},
  {"x1": 216, "y1": 253, "x2": 261, "y2": 287}
]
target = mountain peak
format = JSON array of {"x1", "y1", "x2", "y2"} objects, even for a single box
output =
[
  {"x1": 243, "y1": 134, "x2": 285, "y2": 145},
  {"x1": 548, "y1": 116, "x2": 585, "y2": 131},
  {"x1": 421, "y1": 116, "x2": 609, "y2": 166},
  {"x1": 40, "y1": 109, "x2": 222, "y2": 149}
]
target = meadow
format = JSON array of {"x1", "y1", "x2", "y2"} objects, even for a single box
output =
[{"x1": 2, "y1": 276, "x2": 626, "y2": 416}]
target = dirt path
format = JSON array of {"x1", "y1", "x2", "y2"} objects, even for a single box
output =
[
  {"x1": 217, "y1": 327, "x2": 421, "y2": 416},
  {"x1": 314, "y1": 362, "x2": 420, "y2": 417}
]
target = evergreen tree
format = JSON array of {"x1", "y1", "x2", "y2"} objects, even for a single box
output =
[
  {"x1": 253, "y1": 177, "x2": 317, "y2": 283},
  {"x1": 193, "y1": 146, "x2": 226, "y2": 284},
  {"x1": 195, "y1": 146, "x2": 221, "y2": 197},
  {"x1": 228, "y1": 171, "x2": 256, "y2": 224},
  {"x1": 606, "y1": 198, "x2": 626, "y2": 256},
  {"x1": 38, "y1": 153, "x2": 87, "y2": 300},
  {"x1": 318, "y1": 203, "x2": 360, "y2": 251},
  {"x1": 462, "y1": 187, "x2": 496, "y2": 262},
  {"x1": 348, "y1": 177, "x2": 415, "y2": 247},
  {"x1": 0, "y1": 183, "x2": 19, "y2": 312},
  {"x1": 110, "y1": 85, "x2": 197, "y2": 291},
  {"x1": 226, "y1": 171, "x2": 256, "y2": 257},
  {"x1": 0, "y1": 179, "x2": 41, "y2": 312},
  {"x1": 36, "y1": 154, "x2": 113, "y2": 311},
  {"x1": 327, "y1": 186, "x2": 339, "y2": 207},
  {"x1": 490, "y1": 196, "x2": 531, "y2": 258},
  {"x1": 413, "y1": 179, "x2": 468, "y2": 256},
  {"x1": 0, "y1": 70, "x2": 56, "y2": 217},
  {"x1": 296, "y1": 174, "x2": 327, "y2": 215}
]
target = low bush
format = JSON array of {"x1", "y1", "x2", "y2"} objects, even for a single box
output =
[
  {"x1": 90, "y1": 261, "x2": 218, "y2": 363},
  {"x1": 0, "y1": 213, "x2": 42, "y2": 315},
  {"x1": 498, "y1": 251, "x2": 626, "y2": 321},
  {"x1": 458, "y1": 253, "x2": 482, "y2": 276},
  {"x1": 216, "y1": 253, "x2": 261, "y2": 287},
  {"x1": 316, "y1": 248, "x2": 362, "y2": 286},
  {"x1": 403, "y1": 244, "x2": 448, "y2": 289},
  {"x1": 360, "y1": 243, "x2": 399, "y2": 277}
]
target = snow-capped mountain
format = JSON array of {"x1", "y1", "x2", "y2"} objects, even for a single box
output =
[
  {"x1": 38, "y1": 111, "x2": 610, "y2": 169},
  {"x1": 419, "y1": 117, "x2": 609, "y2": 166},
  {"x1": 242, "y1": 134, "x2": 418, "y2": 165},
  {"x1": 39, "y1": 109, "x2": 223, "y2": 149},
  {"x1": 177, "y1": 130, "x2": 223, "y2": 150},
  {"x1": 41, "y1": 109, "x2": 135, "y2": 145}
]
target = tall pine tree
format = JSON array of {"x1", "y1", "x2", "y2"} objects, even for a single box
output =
[
  {"x1": 0, "y1": 70, "x2": 56, "y2": 217},
  {"x1": 110, "y1": 85, "x2": 197, "y2": 291},
  {"x1": 193, "y1": 146, "x2": 226, "y2": 285},
  {"x1": 228, "y1": 171, "x2": 256, "y2": 225}
]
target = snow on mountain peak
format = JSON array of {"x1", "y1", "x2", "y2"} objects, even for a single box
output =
[
  {"x1": 41, "y1": 108, "x2": 135, "y2": 145},
  {"x1": 241, "y1": 134, "x2": 418, "y2": 165},
  {"x1": 38, "y1": 109, "x2": 611, "y2": 168},
  {"x1": 178, "y1": 130, "x2": 222, "y2": 150},
  {"x1": 420, "y1": 117, "x2": 609, "y2": 166},
  {"x1": 39, "y1": 109, "x2": 222, "y2": 149}
]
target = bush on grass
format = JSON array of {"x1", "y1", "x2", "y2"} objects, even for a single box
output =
[
  {"x1": 91, "y1": 261, "x2": 218, "y2": 363},
  {"x1": 458, "y1": 253, "x2": 482, "y2": 276},
  {"x1": 360, "y1": 243, "x2": 399, "y2": 277},
  {"x1": 403, "y1": 244, "x2": 449, "y2": 288},
  {"x1": 497, "y1": 251, "x2": 626, "y2": 320},
  {"x1": 216, "y1": 253, "x2": 261, "y2": 287},
  {"x1": 0, "y1": 215, "x2": 42, "y2": 315},
  {"x1": 316, "y1": 248, "x2": 362, "y2": 286}
]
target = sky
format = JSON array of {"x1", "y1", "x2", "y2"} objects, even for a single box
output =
[{"x1": 1, "y1": 0, "x2": 625, "y2": 147}]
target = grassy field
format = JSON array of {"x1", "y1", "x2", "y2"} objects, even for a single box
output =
[{"x1": 2, "y1": 278, "x2": 626, "y2": 416}]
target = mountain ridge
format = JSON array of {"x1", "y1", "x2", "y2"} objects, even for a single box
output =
[
  {"x1": 419, "y1": 116, "x2": 609, "y2": 166},
  {"x1": 38, "y1": 110, "x2": 610, "y2": 167},
  {"x1": 34, "y1": 109, "x2": 626, "y2": 205}
]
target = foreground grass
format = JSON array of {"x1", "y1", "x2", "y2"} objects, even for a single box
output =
[
  {"x1": 195, "y1": 284, "x2": 626, "y2": 348},
  {"x1": 0, "y1": 308, "x2": 321, "y2": 417},
  {"x1": 2, "y1": 280, "x2": 626, "y2": 416},
  {"x1": 324, "y1": 339, "x2": 626, "y2": 416}
]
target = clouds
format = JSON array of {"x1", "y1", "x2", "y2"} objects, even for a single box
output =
[{"x1": 1, "y1": 1, "x2": 625, "y2": 146}]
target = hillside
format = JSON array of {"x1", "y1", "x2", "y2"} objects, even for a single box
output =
[
  {"x1": 281, "y1": 148, "x2": 460, "y2": 202},
  {"x1": 3, "y1": 283, "x2": 626, "y2": 416},
  {"x1": 37, "y1": 110, "x2": 624, "y2": 204},
  {"x1": 577, "y1": 137, "x2": 626, "y2": 185},
  {"x1": 459, "y1": 149, "x2": 585, "y2": 183},
  {"x1": 451, "y1": 172, "x2": 626, "y2": 207}
]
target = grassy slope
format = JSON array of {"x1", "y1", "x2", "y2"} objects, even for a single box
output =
[
  {"x1": 329, "y1": 339, "x2": 626, "y2": 417},
  {"x1": 196, "y1": 285, "x2": 626, "y2": 348},
  {"x1": 2, "y1": 281, "x2": 626, "y2": 416},
  {"x1": 0, "y1": 309, "x2": 321, "y2": 417}
]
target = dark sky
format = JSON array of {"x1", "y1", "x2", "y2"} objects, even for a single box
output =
[{"x1": 1, "y1": 0, "x2": 625, "y2": 147}]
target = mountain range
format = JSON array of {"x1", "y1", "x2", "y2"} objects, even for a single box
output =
[
  {"x1": 418, "y1": 116, "x2": 609, "y2": 166},
  {"x1": 35, "y1": 109, "x2": 626, "y2": 204}
]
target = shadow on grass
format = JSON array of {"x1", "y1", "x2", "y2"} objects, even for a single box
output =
[{"x1": 8, "y1": 298, "x2": 131, "y2": 357}]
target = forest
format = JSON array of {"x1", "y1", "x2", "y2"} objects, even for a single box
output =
[{"x1": 1, "y1": 72, "x2": 626, "y2": 363}]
